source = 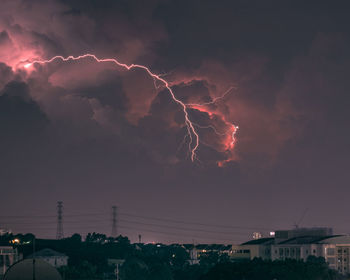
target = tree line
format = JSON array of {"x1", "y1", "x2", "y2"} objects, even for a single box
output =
[{"x1": 0, "y1": 232, "x2": 347, "y2": 280}]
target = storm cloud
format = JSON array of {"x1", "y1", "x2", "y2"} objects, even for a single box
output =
[{"x1": 1, "y1": 0, "x2": 350, "y2": 242}]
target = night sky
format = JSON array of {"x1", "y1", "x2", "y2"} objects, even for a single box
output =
[{"x1": 1, "y1": 0, "x2": 350, "y2": 244}]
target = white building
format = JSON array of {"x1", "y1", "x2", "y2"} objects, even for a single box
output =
[
  {"x1": 0, "y1": 246, "x2": 19, "y2": 277},
  {"x1": 229, "y1": 228, "x2": 350, "y2": 275},
  {"x1": 231, "y1": 237, "x2": 274, "y2": 260},
  {"x1": 271, "y1": 235, "x2": 350, "y2": 275},
  {"x1": 29, "y1": 248, "x2": 68, "y2": 268}
]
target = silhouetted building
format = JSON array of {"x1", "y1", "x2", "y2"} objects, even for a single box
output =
[
  {"x1": 27, "y1": 248, "x2": 68, "y2": 268},
  {"x1": 184, "y1": 244, "x2": 232, "y2": 265},
  {"x1": 0, "y1": 246, "x2": 19, "y2": 278}
]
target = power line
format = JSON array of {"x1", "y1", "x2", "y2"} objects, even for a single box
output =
[
  {"x1": 0, "y1": 218, "x2": 258, "y2": 237},
  {"x1": 0, "y1": 213, "x2": 105, "y2": 219},
  {"x1": 0, "y1": 210, "x2": 271, "y2": 233},
  {"x1": 118, "y1": 219, "x2": 249, "y2": 236},
  {"x1": 118, "y1": 211, "x2": 270, "y2": 231},
  {"x1": 117, "y1": 225, "x2": 239, "y2": 243},
  {"x1": 8, "y1": 224, "x2": 241, "y2": 243},
  {"x1": 0, "y1": 219, "x2": 110, "y2": 225}
]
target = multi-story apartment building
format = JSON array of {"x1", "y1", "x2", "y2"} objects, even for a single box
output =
[{"x1": 229, "y1": 227, "x2": 350, "y2": 275}]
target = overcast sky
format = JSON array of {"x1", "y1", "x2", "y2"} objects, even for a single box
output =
[{"x1": 1, "y1": 0, "x2": 350, "y2": 244}]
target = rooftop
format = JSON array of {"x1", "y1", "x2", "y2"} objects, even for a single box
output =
[
  {"x1": 241, "y1": 238, "x2": 275, "y2": 245},
  {"x1": 4, "y1": 259, "x2": 62, "y2": 280},
  {"x1": 28, "y1": 248, "x2": 66, "y2": 258}
]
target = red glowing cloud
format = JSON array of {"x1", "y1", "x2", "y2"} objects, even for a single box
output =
[
  {"x1": 0, "y1": 0, "x2": 306, "y2": 168},
  {"x1": 187, "y1": 104, "x2": 239, "y2": 165},
  {"x1": 16, "y1": 54, "x2": 239, "y2": 165}
]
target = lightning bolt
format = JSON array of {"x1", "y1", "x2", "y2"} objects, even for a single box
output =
[
  {"x1": 186, "y1": 86, "x2": 237, "y2": 107},
  {"x1": 22, "y1": 54, "x2": 238, "y2": 164},
  {"x1": 186, "y1": 85, "x2": 239, "y2": 157}
]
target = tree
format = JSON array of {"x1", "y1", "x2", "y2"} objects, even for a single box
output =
[
  {"x1": 85, "y1": 232, "x2": 107, "y2": 243},
  {"x1": 119, "y1": 257, "x2": 149, "y2": 280},
  {"x1": 58, "y1": 260, "x2": 99, "y2": 279},
  {"x1": 199, "y1": 251, "x2": 220, "y2": 268},
  {"x1": 200, "y1": 258, "x2": 345, "y2": 280},
  {"x1": 147, "y1": 261, "x2": 173, "y2": 280},
  {"x1": 69, "y1": 233, "x2": 82, "y2": 244}
]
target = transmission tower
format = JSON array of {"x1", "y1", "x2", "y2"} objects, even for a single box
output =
[
  {"x1": 111, "y1": 206, "x2": 117, "y2": 238},
  {"x1": 56, "y1": 201, "x2": 64, "y2": 239}
]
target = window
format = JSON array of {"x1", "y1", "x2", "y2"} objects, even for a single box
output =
[
  {"x1": 5, "y1": 255, "x2": 10, "y2": 266},
  {"x1": 279, "y1": 248, "x2": 284, "y2": 257},
  {"x1": 313, "y1": 249, "x2": 316, "y2": 254},
  {"x1": 1, "y1": 249, "x2": 13, "y2": 254},
  {"x1": 285, "y1": 248, "x2": 290, "y2": 257},
  {"x1": 327, "y1": 248, "x2": 335, "y2": 256}
]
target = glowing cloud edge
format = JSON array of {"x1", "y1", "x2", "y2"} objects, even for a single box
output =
[{"x1": 22, "y1": 54, "x2": 238, "y2": 164}]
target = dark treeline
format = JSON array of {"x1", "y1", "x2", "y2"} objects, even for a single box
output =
[
  {"x1": 0, "y1": 233, "x2": 347, "y2": 280},
  {"x1": 201, "y1": 258, "x2": 345, "y2": 280}
]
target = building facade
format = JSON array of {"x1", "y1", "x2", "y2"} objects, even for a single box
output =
[
  {"x1": 0, "y1": 246, "x2": 19, "y2": 278},
  {"x1": 184, "y1": 244, "x2": 232, "y2": 265},
  {"x1": 29, "y1": 248, "x2": 68, "y2": 268},
  {"x1": 229, "y1": 228, "x2": 350, "y2": 275}
]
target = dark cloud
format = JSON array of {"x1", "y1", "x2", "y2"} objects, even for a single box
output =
[{"x1": 0, "y1": 81, "x2": 49, "y2": 187}]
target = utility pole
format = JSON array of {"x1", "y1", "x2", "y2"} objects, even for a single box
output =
[
  {"x1": 32, "y1": 237, "x2": 36, "y2": 280},
  {"x1": 56, "y1": 201, "x2": 64, "y2": 239},
  {"x1": 111, "y1": 206, "x2": 117, "y2": 238},
  {"x1": 116, "y1": 263, "x2": 120, "y2": 280}
]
